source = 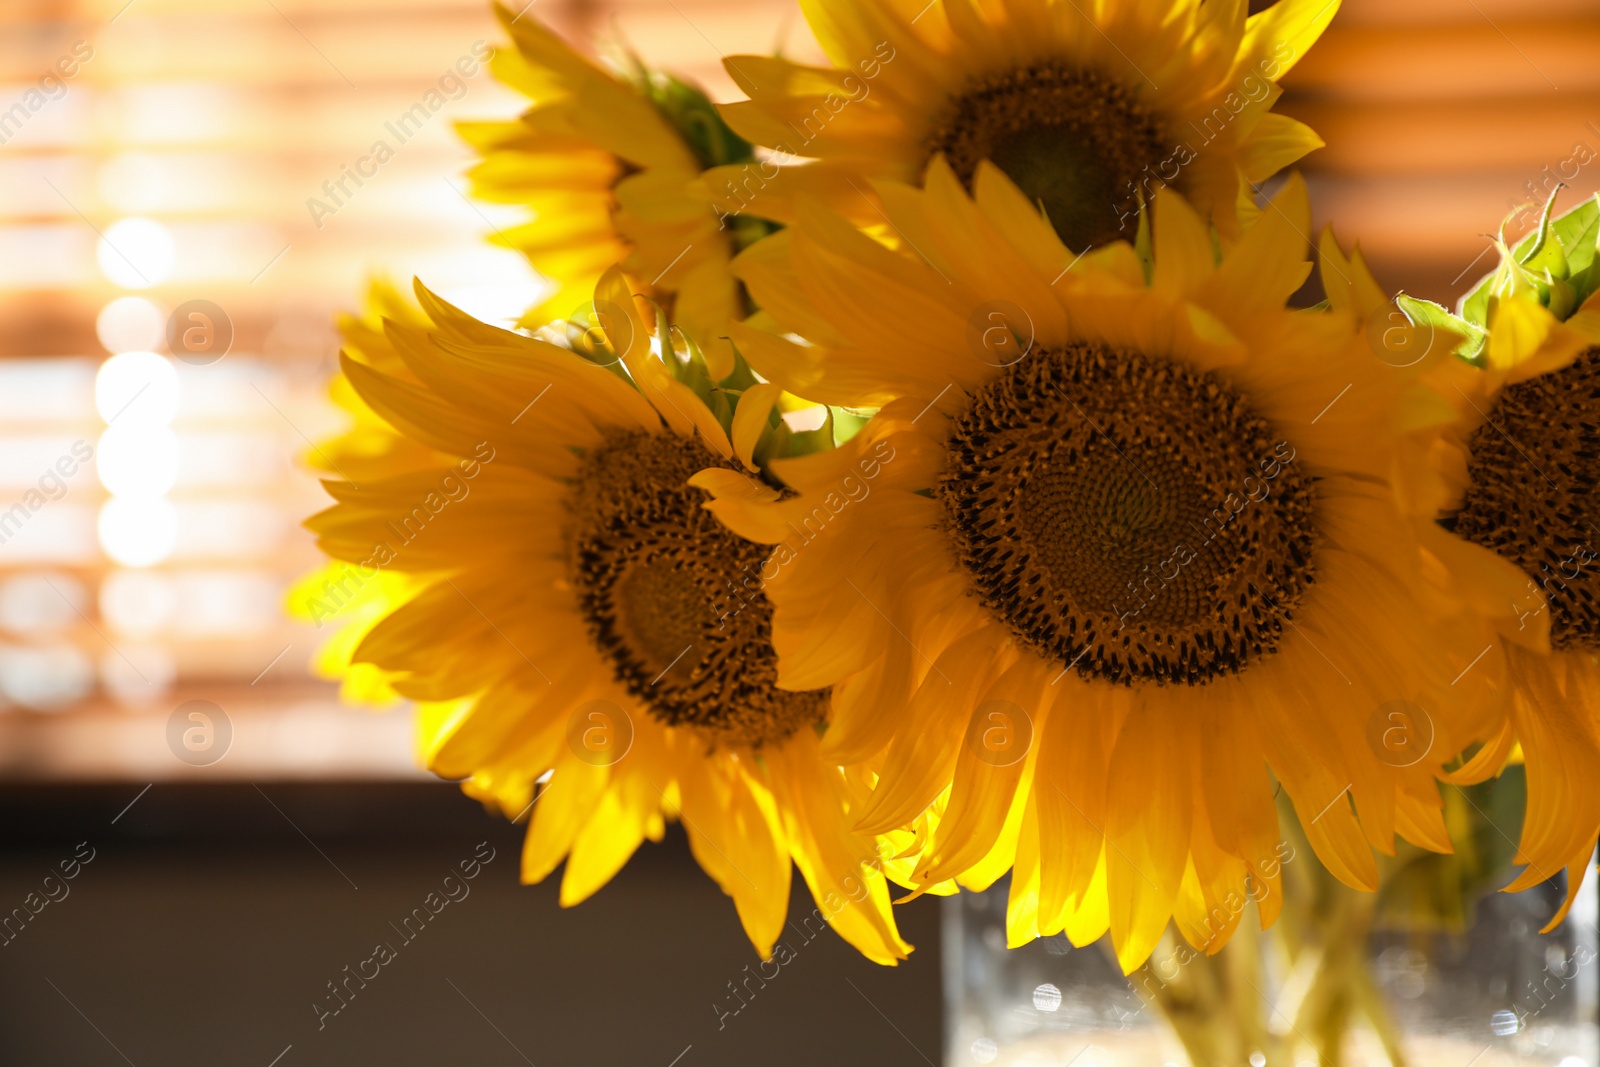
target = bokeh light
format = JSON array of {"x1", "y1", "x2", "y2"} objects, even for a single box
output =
[
  {"x1": 95, "y1": 350, "x2": 180, "y2": 426},
  {"x1": 96, "y1": 423, "x2": 181, "y2": 497},
  {"x1": 97, "y1": 496, "x2": 179, "y2": 567},
  {"x1": 96, "y1": 217, "x2": 176, "y2": 289},
  {"x1": 96, "y1": 296, "x2": 166, "y2": 353}
]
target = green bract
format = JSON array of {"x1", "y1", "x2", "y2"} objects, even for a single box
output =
[
  {"x1": 1397, "y1": 190, "x2": 1600, "y2": 365},
  {"x1": 551, "y1": 297, "x2": 836, "y2": 473}
]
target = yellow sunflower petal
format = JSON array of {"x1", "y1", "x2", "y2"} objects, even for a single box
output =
[{"x1": 731, "y1": 381, "x2": 782, "y2": 471}]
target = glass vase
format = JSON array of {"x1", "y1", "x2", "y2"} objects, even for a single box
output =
[{"x1": 945, "y1": 851, "x2": 1597, "y2": 1067}]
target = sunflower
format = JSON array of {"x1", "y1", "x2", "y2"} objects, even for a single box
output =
[
  {"x1": 709, "y1": 0, "x2": 1336, "y2": 253},
  {"x1": 303, "y1": 266, "x2": 913, "y2": 964},
  {"x1": 1393, "y1": 193, "x2": 1600, "y2": 930},
  {"x1": 697, "y1": 160, "x2": 1501, "y2": 972},
  {"x1": 288, "y1": 280, "x2": 443, "y2": 706},
  {"x1": 459, "y1": 5, "x2": 775, "y2": 377}
]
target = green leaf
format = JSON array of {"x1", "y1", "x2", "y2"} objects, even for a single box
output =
[
  {"x1": 1558, "y1": 194, "x2": 1600, "y2": 308},
  {"x1": 1552, "y1": 193, "x2": 1599, "y2": 277}
]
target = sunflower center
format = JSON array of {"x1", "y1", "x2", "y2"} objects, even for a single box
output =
[
  {"x1": 936, "y1": 343, "x2": 1317, "y2": 686},
  {"x1": 928, "y1": 63, "x2": 1169, "y2": 251},
  {"x1": 1454, "y1": 345, "x2": 1600, "y2": 651},
  {"x1": 566, "y1": 430, "x2": 828, "y2": 747}
]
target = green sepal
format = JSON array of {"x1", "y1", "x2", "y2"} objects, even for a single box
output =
[
  {"x1": 715, "y1": 347, "x2": 761, "y2": 393},
  {"x1": 658, "y1": 307, "x2": 714, "y2": 398},
  {"x1": 1133, "y1": 192, "x2": 1154, "y2": 286},
  {"x1": 639, "y1": 70, "x2": 756, "y2": 171},
  {"x1": 634, "y1": 295, "x2": 753, "y2": 445},
  {"x1": 745, "y1": 422, "x2": 777, "y2": 473},
  {"x1": 1461, "y1": 263, "x2": 1492, "y2": 331},
  {"x1": 555, "y1": 309, "x2": 641, "y2": 388},
  {"x1": 829, "y1": 407, "x2": 873, "y2": 446},
  {"x1": 1396, "y1": 293, "x2": 1486, "y2": 364},
  {"x1": 758, "y1": 415, "x2": 812, "y2": 477},
  {"x1": 730, "y1": 213, "x2": 782, "y2": 257},
  {"x1": 758, "y1": 404, "x2": 835, "y2": 464},
  {"x1": 748, "y1": 417, "x2": 781, "y2": 473},
  {"x1": 1547, "y1": 274, "x2": 1577, "y2": 321},
  {"x1": 1513, "y1": 187, "x2": 1566, "y2": 275},
  {"x1": 702, "y1": 386, "x2": 735, "y2": 431},
  {"x1": 785, "y1": 407, "x2": 835, "y2": 458},
  {"x1": 758, "y1": 422, "x2": 795, "y2": 466},
  {"x1": 1461, "y1": 190, "x2": 1600, "y2": 332}
]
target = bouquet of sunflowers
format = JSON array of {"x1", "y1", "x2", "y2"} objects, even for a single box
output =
[{"x1": 294, "y1": 0, "x2": 1599, "y2": 1042}]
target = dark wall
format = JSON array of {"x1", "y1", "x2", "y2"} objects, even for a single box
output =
[{"x1": 0, "y1": 783, "x2": 942, "y2": 1066}]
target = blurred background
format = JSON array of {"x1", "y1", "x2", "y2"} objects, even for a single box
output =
[
  {"x1": 0, "y1": 0, "x2": 1594, "y2": 1063},
  {"x1": 1284, "y1": 0, "x2": 1600, "y2": 299}
]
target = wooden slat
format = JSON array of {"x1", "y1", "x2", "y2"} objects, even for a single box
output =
[
  {"x1": 1289, "y1": 21, "x2": 1600, "y2": 102},
  {"x1": 1330, "y1": 0, "x2": 1600, "y2": 26},
  {"x1": 1288, "y1": 96, "x2": 1600, "y2": 177}
]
